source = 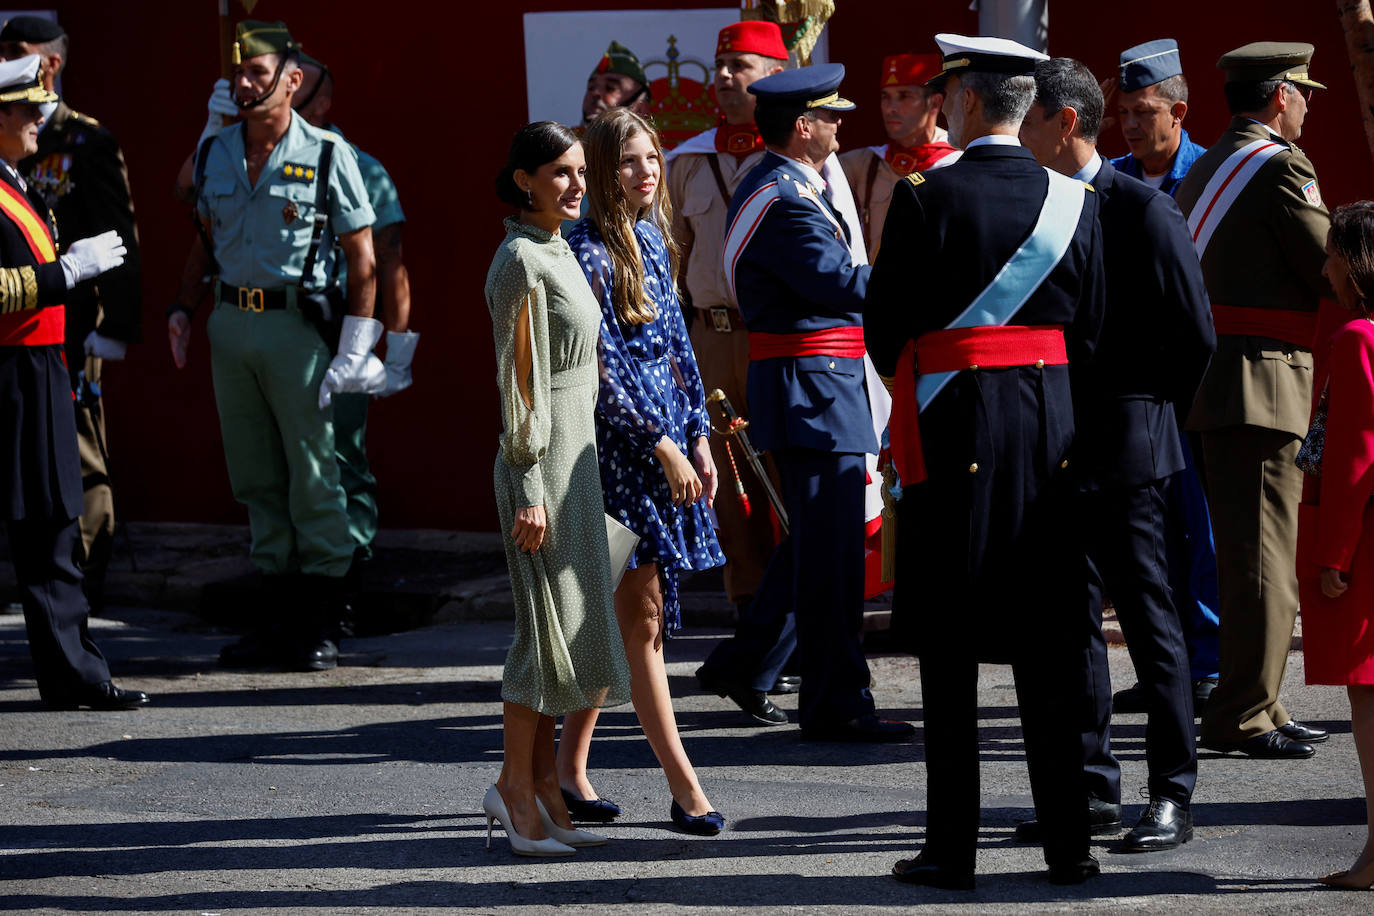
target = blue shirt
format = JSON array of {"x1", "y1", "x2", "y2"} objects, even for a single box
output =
[
  {"x1": 1110, "y1": 128, "x2": 1206, "y2": 198},
  {"x1": 197, "y1": 112, "x2": 374, "y2": 289}
]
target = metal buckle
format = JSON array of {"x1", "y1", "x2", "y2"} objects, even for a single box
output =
[
  {"x1": 710, "y1": 307, "x2": 732, "y2": 333},
  {"x1": 237, "y1": 287, "x2": 265, "y2": 312}
]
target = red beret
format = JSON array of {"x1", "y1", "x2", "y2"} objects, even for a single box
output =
[
  {"x1": 717, "y1": 21, "x2": 788, "y2": 60},
  {"x1": 880, "y1": 53, "x2": 944, "y2": 89}
]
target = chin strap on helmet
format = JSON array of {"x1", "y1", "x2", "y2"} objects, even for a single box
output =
[{"x1": 234, "y1": 54, "x2": 288, "y2": 110}]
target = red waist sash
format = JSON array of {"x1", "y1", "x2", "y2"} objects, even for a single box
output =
[
  {"x1": 748, "y1": 325, "x2": 866, "y2": 361},
  {"x1": 890, "y1": 325, "x2": 1068, "y2": 486},
  {"x1": 1211, "y1": 304, "x2": 1316, "y2": 349},
  {"x1": 0, "y1": 305, "x2": 64, "y2": 347}
]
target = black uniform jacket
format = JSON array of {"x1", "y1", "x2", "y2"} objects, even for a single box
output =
[
  {"x1": 864, "y1": 141, "x2": 1105, "y2": 647},
  {"x1": 0, "y1": 168, "x2": 81, "y2": 522},
  {"x1": 1073, "y1": 159, "x2": 1216, "y2": 490},
  {"x1": 21, "y1": 101, "x2": 142, "y2": 364}
]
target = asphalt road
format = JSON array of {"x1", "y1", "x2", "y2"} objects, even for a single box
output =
[{"x1": 1, "y1": 607, "x2": 1369, "y2": 914}]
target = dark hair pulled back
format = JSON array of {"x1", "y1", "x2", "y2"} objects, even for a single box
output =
[
  {"x1": 1331, "y1": 201, "x2": 1374, "y2": 315},
  {"x1": 495, "y1": 120, "x2": 580, "y2": 211}
]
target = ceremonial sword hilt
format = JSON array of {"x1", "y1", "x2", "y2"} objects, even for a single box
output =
[{"x1": 707, "y1": 388, "x2": 750, "y2": 435}]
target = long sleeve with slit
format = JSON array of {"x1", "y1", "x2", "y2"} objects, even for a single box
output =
[
  {"x1": 566, "y1": 218, "x2": 724, "y2": 633},
  {"x1": 1298, "y1": 316, "x2": 1374, "y2": 685},
  {"x1": 484, "y1": 217, "x2": 631, "y2": 715}
]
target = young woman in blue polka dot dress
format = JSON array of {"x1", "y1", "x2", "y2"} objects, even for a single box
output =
[{"x1": 558, "y1": 108, "x2": 728, "y2": 835}]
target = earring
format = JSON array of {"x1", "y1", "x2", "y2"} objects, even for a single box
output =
[{"x1": 526, "y1": 188, "x2": 533, "y2": 209}]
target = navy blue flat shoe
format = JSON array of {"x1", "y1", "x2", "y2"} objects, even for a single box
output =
[
  {"x1": 670, "y1": 800, "x2": 724, "y2": 836},
  {"x1": 560, "y1": 788, "x2": 621, "y2": 822}
]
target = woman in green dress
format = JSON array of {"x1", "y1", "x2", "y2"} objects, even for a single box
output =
[{"x1": 482, "y1": 121, "x2": 631, "y2": 856}]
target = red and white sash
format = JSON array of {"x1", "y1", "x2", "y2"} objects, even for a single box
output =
[{"x1": 1187, "y1": 137, "x2": 1286, "y2": 258}]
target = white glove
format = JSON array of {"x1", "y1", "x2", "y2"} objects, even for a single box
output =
[
  {"x1": 377, "y1": 330, "x2": 419, "y2": 397},
  {"x1": 83, "y1": 331, "x2": 127, "y2": 361},
  {"x1": 198, "y1": 78, "x2": 239, "y2": 148},
  {"x1": 60, "y1": 230, "x2": 127, "y2": 288},
  {"x1": 318, "y1": 315, "x2": 387, "y2": 408}
]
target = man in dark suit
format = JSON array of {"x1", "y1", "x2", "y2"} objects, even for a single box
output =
[
  {"x1": 866, "y1": 34, "x2": 1105, "y2": 888},
  {"x1": 0, "y1": 54, "x2": 145, "y2": 710},
  {"x1": 697, "y1": 64, "x2": 913, "y2": 743},
  {"x1": 0, "y1": 16, "x2": 142, "y2": 615},
  {"x1": 1019, "y1": 56, "x2": 1216, "y2": 852}
]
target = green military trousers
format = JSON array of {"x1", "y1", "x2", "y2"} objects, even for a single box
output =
[
  {"x1": 331, "y1": 393, "x2": 378, "y2": 551},
  {"x1": 207, "y1": 304, "x2": 354, "y2": 578},
  {"x1": 1197, "y1": 425, "x2": 1303, "y2": 745}
]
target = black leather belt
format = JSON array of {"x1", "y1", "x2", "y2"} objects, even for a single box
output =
[
  {"x1": 219, "y1": 285, "x2": 289, "y2": 312},
  {"x1": 703, "y1": 306, "x2": 742, "y2": 333}
]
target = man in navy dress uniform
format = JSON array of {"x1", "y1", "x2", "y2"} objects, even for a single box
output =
[
  {"x1": 1019, "y1": 56, "x2": 1215, "y2": 853},
  {"x1": 701, "y1": 64, "x2": 914, "y2": 742},
  {"x1": 0, "y1": 55, "x2": 146, "y2": 710},
  {"x1": 866, "y1": 35, "x2": 1105, "y2": 888}
]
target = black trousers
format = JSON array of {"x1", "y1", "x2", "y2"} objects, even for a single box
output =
[
  {"x1": 8, "y1": 514, "x2": 110, "y2": 701},
  {"x1": 1082, "y1": 481, "x2": 1197, "y2": 807},
  {"x1": 701, "y1": 448, "x2": 875, "y2": 729}
]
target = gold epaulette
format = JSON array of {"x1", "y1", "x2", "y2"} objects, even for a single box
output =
[{"x1": 905, "y1": 172, "x2": 926, "y2": 187}]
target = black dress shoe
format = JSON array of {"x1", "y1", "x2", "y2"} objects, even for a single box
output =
[
  {"x1": 800, "y1": 713, "x2": 914, "y2": 743},
  {"x1": 1047, "y1": 856, "x2": 1100, "y2": 885},
  {"x1": 696, "y1": 666, "x2": 788, "y2": 725},
  {"x1": 298, "y1": 637, "x2": 339, "y2": 671},
  {"x1": 1015, "y1": 797, "x2": 1122, "y2": 841},
  {"x1": 768, "y1": 675, "x2": 801, "y2": 695},
  {"x1": 1112, "y1": 682, "x2": 1147, "y2": 714},
  {"x1": 891, "y1": 851, "x2": 975, "y2": 890},
  {"x1": 1278, "y1": 720, "x2": 1329, "y2": 743},
  {"x1": 1206, "y1": 729, "x2": 1315, "y2": 759},
  {"x1": 1193, "y1": 676, "x2": 1218, "y2": 710},
  {"x1": 1122, "y1": 797, "x2": 1192, "y2": 852},
  {"x1": 561, "y1": 788, "x2": 621, "y2": 822},
  {"x1": 45, "y1": 681, "x2": 150, "y2": 711}
]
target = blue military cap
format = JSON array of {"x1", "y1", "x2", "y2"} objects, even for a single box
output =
[
  {"x1": 1119, "y1": 39, "x2": 1182, "y2": 93},
  {"x1": 748, "y1": 63, "x2": 855, "y2": 111}
]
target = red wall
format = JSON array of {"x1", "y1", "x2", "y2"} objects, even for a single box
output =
[{"x1": 49, "y1": 1, "x2": 1371, "y2": 532}]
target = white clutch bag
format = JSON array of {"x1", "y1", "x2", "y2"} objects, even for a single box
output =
[{"x1": 604, "y1": 513, "x2": 640, "y2": 591}]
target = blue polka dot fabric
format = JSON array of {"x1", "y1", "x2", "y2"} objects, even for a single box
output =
[{"x1": 566, "y1": 218, "x2": 725, "y2": 634}]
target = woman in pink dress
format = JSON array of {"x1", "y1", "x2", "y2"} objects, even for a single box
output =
[{"x1": 1298, "y1": 200, "x2": 1374, "y2": 889}]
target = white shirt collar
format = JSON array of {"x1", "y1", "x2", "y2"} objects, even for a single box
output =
[
  {"x1": 967, "y1": 134, "x2": 1021, "y2": 149},
  {"x1": 782, "y1": 156, "x2": 826, "y2": 193},
  {"x1": 1244, "y1": 118, "x2": 1285, "y2": 141},
  {"x1": 1072, "y1": 153, "x2": 1103, "y2": 184}
]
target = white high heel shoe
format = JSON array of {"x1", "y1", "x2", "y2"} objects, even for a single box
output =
[
  {"x1": 482, "y1": 785, "x2": 576, "y2": 857},
  {"x1": 535, "y1": 797, "x2": 609, "y2": 847}
]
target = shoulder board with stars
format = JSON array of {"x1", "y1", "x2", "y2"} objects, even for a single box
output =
[
  {"x1": 318, "y1": 130, "x2": 343, "y2": 144},
  {"x1": 281, "y1": 162, "x2": 317, "y2": 183},
  {"x1": 905, "y1": 172, "x2": 925, "y2": 187}
]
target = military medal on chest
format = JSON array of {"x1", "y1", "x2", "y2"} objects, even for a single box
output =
[{"x1": 282, "y1": 200, "x2": 299, "y2": 224}]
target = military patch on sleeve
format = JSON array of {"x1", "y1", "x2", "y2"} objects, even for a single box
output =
[
  {"x1": 1302, "y1": 179, "x2": 1321, "y2": 206},
  {"x1": 905, "y1": 172, "x2": 925, "y2": 187},
  {"x1": 280, "y1": 162, "x2": 317, "y2": 183}
]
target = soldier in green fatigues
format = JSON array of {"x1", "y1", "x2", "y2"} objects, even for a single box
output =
[
  {"x1": 292, "y1": 53, "x2": 416, "y2": 560},
  {"x1": 1175, "y1": 42, "x2": 1334, "y2": 759},
  {"x1": 1, "y1": 16, "x2": 143, "y2": 615},
  {"x1": 167, "y1": 21, "x2": 383, "y2": 671}
]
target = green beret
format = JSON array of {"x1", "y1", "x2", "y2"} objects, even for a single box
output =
[
  {"x1": 234, "y1": 20, "x2": 298, "y2": 65},
  {"x1": 591, "y1": 40, "x2": 647, "y2": 89},
  {"x1": 1217, "y1": 41, "x2": 1326, "y2": 90}
]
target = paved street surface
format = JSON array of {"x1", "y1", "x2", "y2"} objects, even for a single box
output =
[{"x1": 1, "y1": 605, "x2": 1368, "y2": 914}]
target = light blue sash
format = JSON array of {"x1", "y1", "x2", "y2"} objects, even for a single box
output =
[{"x1": 916, "y1": 168, "x2": 1087, "y2": 411}]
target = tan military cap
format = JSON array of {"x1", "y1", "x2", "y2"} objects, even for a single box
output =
[{"x1": 1217, "y1": 41, "x2": 1326, "y2": 89}]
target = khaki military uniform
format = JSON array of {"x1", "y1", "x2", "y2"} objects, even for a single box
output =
[
  {"x1": 666, "y1": 138, "x2": 773, "y2": 603},
  {"x1": 1175, "y1": 117, "x2": 1332, "y2": 745},
  {"x1": 839, "y1": 135, "x2": 956, "y2": 260}
]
